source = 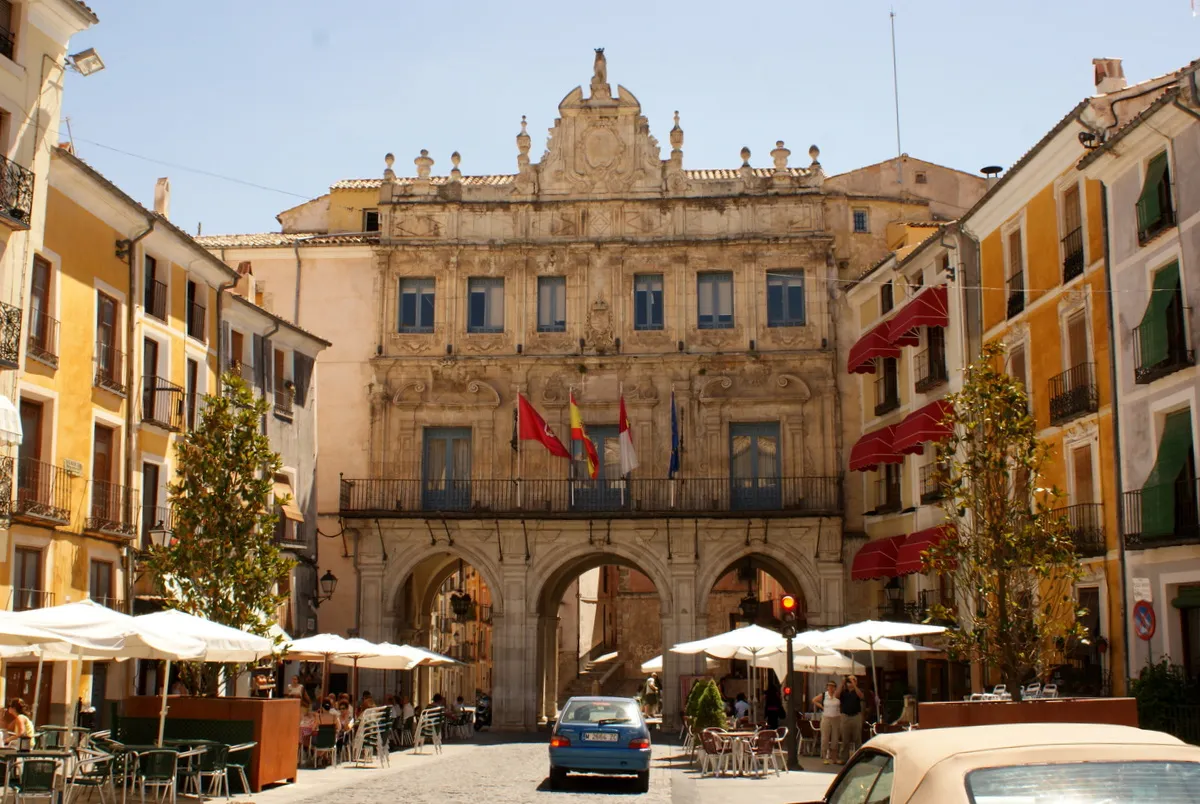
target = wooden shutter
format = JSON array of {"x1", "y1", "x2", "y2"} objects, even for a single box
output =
[
  {"x1": 263, "y1": 339, "x2": 274, "y2": 393},
  {"x1": 220, "y1": 321, "x2": 231, "y2": 370},
  {"x1": 252, "y1": 334, "x2": 264, "y2": 390},
  {"x1": 294, "y1": 354, "x2": 313, "y2": 407}
]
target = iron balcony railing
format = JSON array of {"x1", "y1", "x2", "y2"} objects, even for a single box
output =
[
  {"x1": 230, "y1": 359, "x2": 245, "y2": 379},
  {"x1": 1048, "y1": 362, "x2": 1099, "y2": 425},
  {"x1": 914, "y1": 346, "x2": 948, "y2": 393},
  {"x1": 1058, "y1": 502, "x2": 1105, "y2": 558},
  {"x1": 1122, "y1": 478, "x2": 1200, "y2": 549},
  {"x1": 86, "y1": 480, "x2": 138, "y2": 539},
  {"x1": 15, "y1": 458, "x2": 70, "y2": 524},
  {"x1": 1061, "y1": 227, "x2": 1085, "y2": 283},
  {"x1": 0, "y1": 154, "x2": 34, "y2": 229},
  {"x1": 874, "y1": 375, "x2": 900, "y2": 416},
  {"x1": 1139, "y1": 207, "x2": 1176, "y2": 247},
  {"x1": 919, "y1": 463, "x2": 943, "y2": 505},
  {"x1": 1133, "y1": 312, "x2": 1193, "y2": 385},
  {"x1": 93, "y1": 596, "x2": 127, "y2": 612},
  {"x1": 10, "y1": 589, "x2": 53, "y2": 612},
  {"x1": 339, "y1": 476, "x2": 843, "y2": 518},
  {"x1": 0, "y1": 456, "x2": 11, "y2": 521},
  {"x1": 145, "y1": 279, "x2": 167, "y2": 321},
  {"x1": 873, "y1": 476, "x2": 902, "y2": 515},
  {"x1": 187, "y1": 302, "x2": 207, "y2": 341},
  {"x1": 274, "y1": 386, "x2": 294, "y2": 421},
  {"x1": 26, "y1": 309, "x2": 58, "y2": 368},
  {"x1": 0, "y1": 300, "x2": 20, "y2": 369},
  {"x1": 1007, "y1": 270, "x2": 1025, "y2": 318},
  {"x1": 94, "y1": 342, "x2": 126, "y2": 396},
  {"x1": 142, "y1": 376, "x2": 185, "y2": 431}
]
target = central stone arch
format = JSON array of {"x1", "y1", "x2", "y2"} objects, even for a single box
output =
[{"x1": 695, "y1": 538, "x2": 824, "y2": 625}]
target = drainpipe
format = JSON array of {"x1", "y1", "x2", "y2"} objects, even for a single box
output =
[
  {"x1": 122, "y1": 218, "x2": 155, "y2": 616},
  {"x1": 292, "y1": 241, "x2": 303, "y2": 326},
  {"x1": 1099, "y1": 182, "x2": 1131, "y2": 694}
]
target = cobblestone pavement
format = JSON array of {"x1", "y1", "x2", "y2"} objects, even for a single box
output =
[{"x1": 250, "y1": 735, "x2": 834, "y2": 804}]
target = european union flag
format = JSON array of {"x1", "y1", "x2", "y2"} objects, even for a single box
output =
[{"x1": 669, "y1": 391, "x2": 680, "y2": 478}]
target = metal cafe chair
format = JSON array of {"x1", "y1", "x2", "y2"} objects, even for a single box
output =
[
  {"x1": 225, "y1": 743, "x2": 255, "y2": 794},
  {"x1": 64, "y1": 749, "x2": 117, "y2": 804},
  {"x1": 133, "y1": 750, "x2": 178, "y2": 804},
  {"x1": 11, "y1": 758, "x2": 61, "y2": 804}
]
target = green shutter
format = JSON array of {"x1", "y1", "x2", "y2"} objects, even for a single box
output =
[
  {"x1": 1171, "y1": 586, "x2": 1200, "y2": 609},
  {"x1": 1137, "y1": 261, "x2": 1180, "y2": 370},
  {"x1": 1137, "y1": 152, "x2": 1170, "y2": 237},
  {"x1": 1142, "y1": 409, "x2": 1194, "y2": 538}
]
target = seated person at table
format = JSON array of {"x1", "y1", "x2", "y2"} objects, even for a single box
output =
[
  {"x1": 3, "y1": 698, "x2": 35, "y2": 744},
  {"x1": 286, "y1": 676, "x2": 305, "y2": 698},
  {"x1": 360, "y1": 691, "x2": 376, "y2": 712},
  {"x1": 733, "y1": 692, "x2": 750, "y2": 721},
  {"x1": 299, "y1": 691, "x2": 317, "y2": 748},
  {"x1": 316, "y1": 700, "x2": 340, "y2": 730}
]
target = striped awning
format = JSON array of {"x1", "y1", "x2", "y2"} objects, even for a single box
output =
[
  {"x1": 847, "y1": 322, "x2": 900, "y2": 374},
  {"x1": 851, "y1": 535, "x2": 906, "y2": 581},
  {"x1": 887, "y1": 284, "x2": 949, "y2": 346},
  {"x1": 849, "y1": 426, "x2": 903, "y2": 472},
  {"x1": 893, "y1": 399, "x2": 955, "y2": 456},
  {"x1": 895, "y1": 526, "x2": 954, "y2": 575}
]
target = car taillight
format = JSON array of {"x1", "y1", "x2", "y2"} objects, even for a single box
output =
[
  {"x1": 629, "y1": 737, "x2": 650, "y2": 749},
  {"x1": 550, "y1": 735, "x2": 571, "y2": 748}
]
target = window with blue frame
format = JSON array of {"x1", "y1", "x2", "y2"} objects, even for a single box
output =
[
  {"x1": 537, "y1": 276, "x2": 566, "y2": 332},
  {"x1": 634, "y1": 274, "x2": 663, "y2": 330},
  {"x1": 398, "y1": 278, "x2": 435, "y2": 333},
  {"x1": 766, "y1": 271, "x2": 806, "y2": 327},
  {"x1": 853, "y1": 208, "x2": 869, "y2": 233},
  {"x1": 467, "y1": 277, "x2": 504, "y2": 333},
  {"x1": 697, "y1": 272, "x2": 733, "y2": 329}
]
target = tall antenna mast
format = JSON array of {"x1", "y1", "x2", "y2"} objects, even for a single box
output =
[{"x1": 890, "y1": 8, "x2": 903, "y2": 185}]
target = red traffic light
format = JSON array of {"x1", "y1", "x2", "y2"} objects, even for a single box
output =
[
  {"x1": 780, "y1": 594, "x2": 798, "y2": 612},
  {"x1": 782, "y1": 685, "x2": 792, "y2": 696}
]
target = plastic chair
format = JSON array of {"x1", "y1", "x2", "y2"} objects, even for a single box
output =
[
  {"x1": 65, "y1": 750, "x2": 116, "y2": 804},
  {"x1": 772, "y1": 727, "x2": 788, "y2": 769},
  {"x1": 698, "y1": 730, "x2": 733, "y2": 777},
  {"x1": 750, "y1": 731, "x2": 780, "y2": 776},
  {"x1": 992, "y1": 684, "x2": 1007, "y2": 696},
  {"x1": 12, "y1": 759, "x2": 60, "y2": 804},
  {"x1": 195, "y1": 744, "x2": 230, "y2": 799},
  {"x1": 1023, "y1": 683, "x2": 1041, "y2": 700},
  {"x1": 798, "y1": 718, "x2": 819, "y2": 757},
  {"x1": 226, "y1": 743, "x2": 254, "y2": 794},
  {"x1": 135, "y1": 750, "x2": 178, "y2": 804},
  {"x1": 1041, "y1": 684, "x2": 1058, "y2": 699},
  {"x1": 310, "y1": 725, "x2": 337, "y2": 769}
]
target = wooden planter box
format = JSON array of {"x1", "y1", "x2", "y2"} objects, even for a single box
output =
[
  {"x1": 917, "y1": 697, "x2": 1139, "y2": 730},
  {"x1": 121, "y1": 696, "x2": 299, "y2": 791}
]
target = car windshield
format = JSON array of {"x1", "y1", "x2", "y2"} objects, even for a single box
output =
[
  {"x1": 966, "y1": 761, "x2": 1200, "y2": 803},
  {"x1": 561, "y1": 701, "x2": 641, "y2": 724}
]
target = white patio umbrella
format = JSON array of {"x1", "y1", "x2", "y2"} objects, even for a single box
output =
[
  {"x1": 135, "y1": 610, "x2": 274, "y2": 664},
  {"x1": 13, "y1": 600, "x2": 206, "y2": 743},
  {"x1": 762, "y1": 650, "x2": 866, "y2": 681},
  {"x1": 285, "y1": 633, "x2": 354, "y2": 698},
  {"x1": 639, "y1": 654, "x2": 717, "y2": 674},
  {"x1": 816, "y1": 620, "x2": 946, "y2": 721}
]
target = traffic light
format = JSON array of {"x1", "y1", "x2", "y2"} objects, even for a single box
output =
[
  {"x1": 780, "y1": 594, "x2": 798, "y2": 638},
  {"x1": 782, "y1": 685, "x2": 792, "y2": 697}
]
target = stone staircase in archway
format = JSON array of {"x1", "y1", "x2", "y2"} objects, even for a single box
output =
[{"x1": 562, "y1": 651, "x2": 623, "y2": 698}]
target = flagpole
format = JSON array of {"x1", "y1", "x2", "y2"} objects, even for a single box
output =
[
  {"x1": 516, "y1": 397, "x2": 523, "y2": 509},
  {"x1": 568, "y1": 386, "x2": 576, "y2": 509},
  {"x1": 618, "y1": 383, "x2": 627, "y2": 508},
  {"x1": 669, "y1": 385, "x2": 677, "y2": 509}
]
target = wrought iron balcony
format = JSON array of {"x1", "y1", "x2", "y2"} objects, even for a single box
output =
[
  {"x1": 914, "y1": 346, "x2": 948, "y2": 393},
  {"x1": 94, "y1": 343, "x2": 126, "y2": 396},
  {"x1": 1048, "y1": 362, "x2": 1099, "y2": 425},
  {"x1": 15, "y1": 458, "x2": 70, "y2": 525},
  {"x1": 93, "y1": 596, "x2": 127, "y2": 612},
  {"x1": 0, "y1": 154, "x2": 33, "y2": 229},
  {"x1": 11, "y1": 589, "x2": 54, "y2": 612},
  {"x1": 274, "y1": 386, "x2": 294, "y2": 421},
  {"x1": 872, "y1": 476, "x2": 902, "y2": 515},
  {"x1": 874, "y1": 375, "x2": 900, "y2": 417},
  {"x1": 1134, "y1": 314, "x2": 1193, "y2": 385},
  {"x1": 142, "y1": 376, "x2": 185, "y2": 431},
  {"x1": 230, "y1": 359, "x2": 245, "y2": 379},
  {"x1": 1061, "y1": 227, "x2": 1085, "y2": 283},
  {"x1": 1059, "y1": 502, "x2": 1105, "y2": 558},
  {"x1": 0, "y1": 455, "x2": 11, "y2": 522},
  {"x1": 1007, "y1": 271, "x2": 1025, "y2": 318},
  {"x1": 187, "y1": 302, "x2": 207, "y2": 341},
  {"x1": 0, "y1": 300, "x2": 20, "y2": 369},
  {"x1": 26, "y1": 309, "x2": 58, "y2": 368},
  {"x1": 145, "y1": 279, "x2": 167, "y2": 322},
  {"x1": 1123, "y1": 478, "x2": 1200, "y2": 549},
  {"x1": 86, "y1": 480, "x2": 138, "y2": 539},
  {"x1": 339, "y1": 475, "x2": 843, "y2": 519},
  {"x1": 1138, "y1": 207, "x2": 1176, "y2": 246},
  {"x1": 919, "y1": 463, "x2": 944, "y2": 505}
]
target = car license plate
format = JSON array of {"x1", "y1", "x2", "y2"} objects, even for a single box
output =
[{"x1": 583, "y1": 731, "x2": 618, "y2": 742}]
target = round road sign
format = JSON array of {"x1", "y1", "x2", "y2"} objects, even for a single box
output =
[{"x1": 1133, "y1": 600, "x2": 1156, "y2": 641}]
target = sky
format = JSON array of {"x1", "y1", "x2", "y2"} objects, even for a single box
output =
[{"x1": 57, "y1": 0, "x2": 1200, "y2": 237}]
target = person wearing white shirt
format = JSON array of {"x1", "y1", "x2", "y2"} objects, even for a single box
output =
[
  {"x1": 732, "y1": 693, "x2": 750, "y2": 722},
  {"x1": 812, "y1": 679, "x2": 843, "y2": 765}
]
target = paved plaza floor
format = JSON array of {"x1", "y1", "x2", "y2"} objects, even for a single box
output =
[{"x1": 244, "y1": 733, "x2": 836, "y2": 804}]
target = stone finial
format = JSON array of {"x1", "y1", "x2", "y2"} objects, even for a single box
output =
[
  {"x1": 590, "y1": 47, "x2": 611, "y2": 98},
  {"x1": 415, "y1": 149, "x2": 433, "y2": 180},
  {"x1": 384, "y1": 152, "x2": 395, "y2": 181},
  {"x1": 669, "y1": 110, "x2": 684, "y2": 152},
  {"x1": 740, "y1": 146, "x2": 751, "y2": 167},
  {"x1": 450, "y1": 151, "x2": 462, "y2": 182},
  {"x1": 809, "y1": 144, "x2": 821, "y2": 166},
  {"x1": 771, "y1": 140, "x2": 790, "y2": 173},
  {"x1": 517, "y1": 115, "x2": 531, "y2": 169}
]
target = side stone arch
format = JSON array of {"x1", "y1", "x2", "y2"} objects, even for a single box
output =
[
  {"x1": 694, "y1": 537, "x2": 824, "y2": 624},
  {"x1": 380, "y1": 539, "x2": 506, "y2": 628},
  {"x1": 525, "y1": 539, "x2": 675, "y2": 617}
]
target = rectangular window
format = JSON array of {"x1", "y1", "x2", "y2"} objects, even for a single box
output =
[
  {"x1": 1007, "y1": 229, "x2": 1025, "y2": 318},
  {"x1": 880, "y1": 280, "x2": 894, "y2": 315},
  {"x1": 230, "y1": 330, "x2": 245, "y2": 375},
  {"x1": 185, "y1": 358, "x2": 198, "y2": 429},
  {"x1": 28, "y1": 255, "x2": 54, "y2": 365},
  {"x1": 1061, "y1": 184, "x2": 1084, "y2": 282},
  {"x1": 1066, "y1": 309, "x2": 1088, "y2": 369},
  {"x1": 423, "y1": 427, "x2": 472, "y2": 511},
  {"x1": 697, "y1": 272, "x2": 733, "y2": 330},
  {"x1": 1071, "y1": 444, "x2": 1095, "y2": 505},
  {"x1": 186, "y1": 280, "x2": 206, "y2": 341},
  {"x1": 853, "y1": 208, "x2": 869, "y2": 233},
  {"x1": 398, "y1": 278, "x2": 435, "y2": 333},
  {"x1": 13, "y1": 548, "x2": 42, "y2": 611},
  {"x1": 1134, "y1": 261, "x2": 1191, "y2": 383},
  {"x1": 766, "y1": 271, "x2": 806, "y2": 327},
  {"x1": 1009, "y1": 343, "x2": 1029, "y2": 409},
  {"x1": 144, "y1": 255, "x2": 166, "y2": 320},
  {"x1": 96, "y1": 292, "x2": 121, "y2": 389},
  {"x1": 467, "y1": 278, "x2": 504, "y2": 333},
  {"x1": 89, "y1": 560, "x2": 114, "y2": 606},
  {"x1": 141, "y1": 461, "x2": 160, "y2": 546},
  {"x1": 537, "y1": 276, "x2": 566, "y2": 332},
  {"x1": 93, "y1": 424, "x2": 114, "y2": 484},
  {"x1": 18, "y1": 399, "x2": 41, "y2": 463},
  {"x1": 634, "y1": 274, "x2": 663, "y2": 331},
  {"x1": 729, "y1": 422, "x2": 781, "y2": 510},
  {"x1": 1137, "y1": 151, "x2": 1175, "y2": 245},
  {"x1": 363, "y1": 209, "x2": 380, "y2": 232},
  {"x1": 0, "y1": 0, "x2": 16, "y2": 62}
]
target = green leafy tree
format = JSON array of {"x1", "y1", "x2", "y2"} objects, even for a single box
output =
[
  {"x1": 147, "y1": 372, "x2": 294, "y2": 637},
  {"x1": 927, "y1": 342, "x2": 1085, "y2": 698}
]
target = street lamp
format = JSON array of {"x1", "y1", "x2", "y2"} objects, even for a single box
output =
[
  {"x1": 311, "y1": 570, "x2": 338, "y2": 607},
  {"x1": 67, "y1": 48, "x2": 105, "y2": 76}
]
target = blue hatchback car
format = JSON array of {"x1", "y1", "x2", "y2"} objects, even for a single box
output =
[{"x1": 549, "y1": 696, "x2": 652, "y2": 792}]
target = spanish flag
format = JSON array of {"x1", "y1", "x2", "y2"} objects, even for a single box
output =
[{"x1": 569, "y1": 392, "x2": 599, "y2": 480}]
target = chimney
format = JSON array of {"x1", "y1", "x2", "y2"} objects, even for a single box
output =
[
  {"x1": 981, "y1": 165, "x2": 1003, "y2": 189},
  {"x1": 153, "y1": 177, "x2": 170, "y2": 219},
  {"x1": 234, "y1": 260, "x2": 255, "y2": 299},
  {"x1": 1093, "y1": 58, "x2": 1126, "y2": 94}
]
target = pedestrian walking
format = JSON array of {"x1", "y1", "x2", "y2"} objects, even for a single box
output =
[
  {"x1": 812, "y1": 680, "x2": 842, "y2": 765},
  {"x1": 838, "y1": 675, "x2": 865, "y2": 762}
]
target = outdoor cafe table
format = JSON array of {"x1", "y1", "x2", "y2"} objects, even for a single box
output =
[{"x1": 720, "y1": 731, "x2": 759, "y2": 776}]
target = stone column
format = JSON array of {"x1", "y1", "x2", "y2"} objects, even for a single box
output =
[
  {"x1": 661, "y1": 556, "x2": 705, "y2": 731},
  {"x1": 358, "y1": 559, "x2": 387, "y2": 696},
  {"x1": 538, "y1": 615, "x2": 558, "y2": 721},
  {"x1": 492, "y1": 562, "x2": 536, "y2": 729}
]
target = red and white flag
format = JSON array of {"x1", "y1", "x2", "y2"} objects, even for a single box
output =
[
  {"x1": 517, "y1": 394, "x2": 570, "y2": 459},
  {"x1": 618, "y1": 395, "x2": 639, "y2": 475}
]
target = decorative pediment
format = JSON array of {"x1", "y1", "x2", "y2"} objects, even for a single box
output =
[
  {"x1": 698, "y1": 371, "x2": 814, "y2": 402},
  {"x1": 391, "y1": 378, "x2": 501, "y2": 409}
]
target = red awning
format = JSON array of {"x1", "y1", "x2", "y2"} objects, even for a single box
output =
[
  {"x1": 847, "y1": 322, "x2": 901, "y2": 374},
  {"x1": 887, "y1": 284, "x2": 949, "y2": 347},
  {"x1": 895, "y1": 526, "x2": 953, "y2": 575},
  {"x1": 849, "y1": 425, "x2": 903, "y2": 472},
  {"x1": 851, "y1": 535, "x2": 906, "y2": 581},
  {"x1": 893, "y1": 399, "x2": 955, "y2": 455}
]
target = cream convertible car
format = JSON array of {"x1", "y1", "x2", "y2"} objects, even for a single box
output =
[{"x1": 801, "y1": 723, "x2": 1200, "y2": 803}]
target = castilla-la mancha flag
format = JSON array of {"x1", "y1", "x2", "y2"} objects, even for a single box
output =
[
  {"x1": 517, "y1": 394, "x2": 570, "y2": 459},
  {"x1": 619, "y1": 395, "x2": 639, "y2": 475}
]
